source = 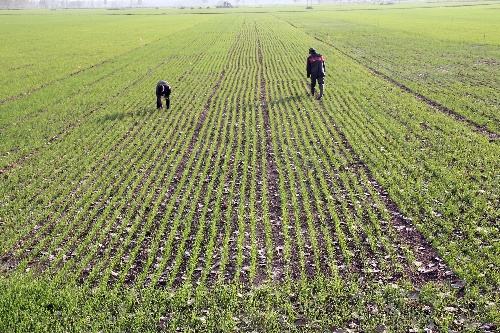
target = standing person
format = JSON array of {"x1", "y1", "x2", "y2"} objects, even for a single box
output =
[
  {"x1": 306, "y1": 48, "x2": 326, "y2": 100},
  {"x1": 156, "y1": 80, "x2": 171, "y2": 109}
]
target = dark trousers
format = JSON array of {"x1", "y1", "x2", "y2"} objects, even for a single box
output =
[
  {"x1": 156, "y1": 94, "x2": 170, "y2": 109},
  {"x1": 310, "y1": 75, "x2": 325, "y2": 92}
]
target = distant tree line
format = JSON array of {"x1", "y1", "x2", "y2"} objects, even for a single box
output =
[
  {"x1": 0, "y1": 0, "x2": 144, "y2": 8},
  {"x1": 0, "y1": 0, "x2": 399, "y2": 9}
]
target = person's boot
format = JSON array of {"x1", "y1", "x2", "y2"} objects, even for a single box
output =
[
  {"x1": 310, "y1": 87, "x2": 315, "y2": 97},
  {"x1": 317, "y1": 84, "x2": 324, "y2": 100}
]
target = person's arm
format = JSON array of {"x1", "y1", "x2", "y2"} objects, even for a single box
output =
[
  {"x1": 306, "y1": 57, "x2": 311, "y2": 78},
  {"x1": 322, "y1": 58, "x2": 326, "y2": 74}
]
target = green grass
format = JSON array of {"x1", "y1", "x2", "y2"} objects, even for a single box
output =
[
  {"x1": 0, "y1": 2, "x2": 498, "y2": 332},
  {"x1": 275, "y1": 2, "x2": 500, "y2": 132},
  {"x1": 2, "y1": 274, "x2": 497, "y2": 332}
]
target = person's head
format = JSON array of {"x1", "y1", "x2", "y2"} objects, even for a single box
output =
[{"x1": 309, "y1": 48, "x2": 316, "y2": 55}]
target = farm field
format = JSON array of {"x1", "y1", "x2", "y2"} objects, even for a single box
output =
[
  {"x1": 276, "y1": 2, "x2": 500, "y2": 133},
  {"x1": 0, "y1": 2, "x2": 499, "y2": 332}
]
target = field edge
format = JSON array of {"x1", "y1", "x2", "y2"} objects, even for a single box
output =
[{"x1": 0, "y1": 274, "x2": 497, "y2": 332}]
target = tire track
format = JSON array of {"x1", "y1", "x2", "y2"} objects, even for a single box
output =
[{"x1": 251, "y1": 65, "x2": 268, "y2": 285}]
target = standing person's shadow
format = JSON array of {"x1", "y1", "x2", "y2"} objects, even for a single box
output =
[{"x1": 269, "y1": 94, "x2": 305, "y2": 107}]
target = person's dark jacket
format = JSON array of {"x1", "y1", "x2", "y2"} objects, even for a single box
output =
[
  {"x1": 307, "y1": 53, "x2": 326, "y2": 78},
  {"x1": 156, "y1": 81, "x2": 171, "y2": 97}
]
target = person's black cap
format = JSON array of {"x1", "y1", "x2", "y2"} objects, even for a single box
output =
[{"x1": 309, "y1": 48, "x2": 316, "y2": 54}]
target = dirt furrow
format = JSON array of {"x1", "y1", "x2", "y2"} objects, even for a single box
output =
[
  {"x1": 167, "y1": 103, "x2": 230, "y2": 287},
  {"x1": 250, "y1": 65, "x2": 269, "y2": 285},
  {"x1": 317, "y1": 100, "x2": 457, "y2": 285},
  {"x1": 187, "y1": 103, "x2": 233, "y2": 286},
  {"x1": 205, "y1": 110, "x2": 239, "y2": 286},
  {"x1": 256, "y1": 29, "x2": 285, "y2": 282}
]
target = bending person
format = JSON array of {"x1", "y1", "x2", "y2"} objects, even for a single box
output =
[{"x1": 156, "y1": 80, "x2": 171, "y2": 109}]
